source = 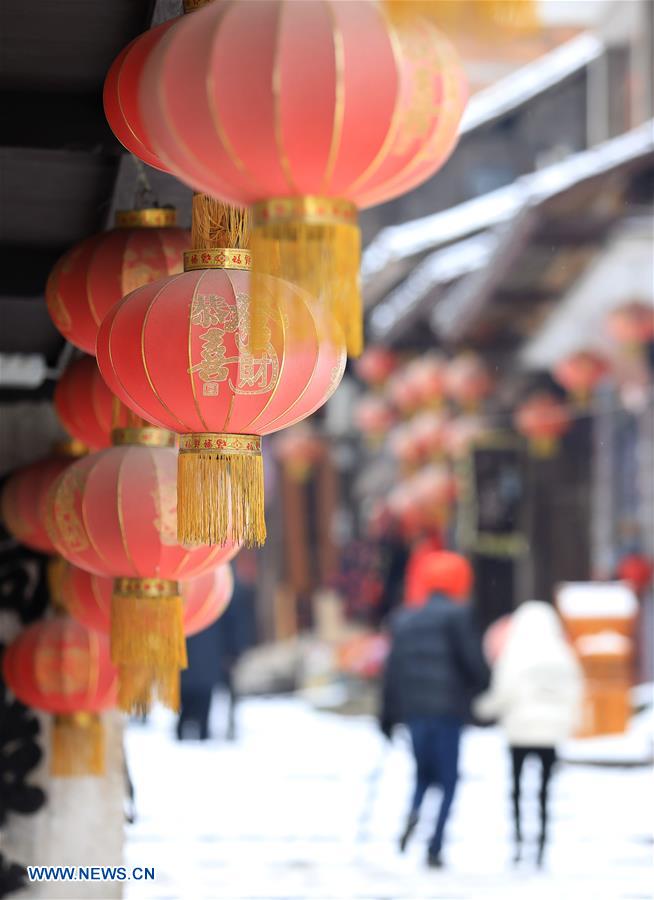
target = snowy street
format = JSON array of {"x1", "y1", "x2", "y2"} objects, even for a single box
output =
[{"x1": 124, "y1": 696, "x2": 653, "y2": 900}]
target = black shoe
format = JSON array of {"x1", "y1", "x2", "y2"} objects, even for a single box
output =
[
  {"x1": 399, "y1": 812, "x2": 419, "y2": 853},
  {"x1": 427, "y1": 852, "x2": 443, "y2": 869}
]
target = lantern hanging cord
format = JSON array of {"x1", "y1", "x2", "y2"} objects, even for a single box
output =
[{"x1": 131, "y1": 155, "x2": 159, "y2": 211}]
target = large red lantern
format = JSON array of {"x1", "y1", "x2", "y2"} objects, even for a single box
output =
[
  {"x1": 96, "y1": 259, "x2": 345, "y2": 548},
  {"x1": 553, "y1": 350, "x2": 609, "y2": 407},
  {"x1": 62, "y1": 562, "x2": 234, "y2": 637},
  {"x1": 1, "y1": 456, "x2": 72, "y2": 553},
  {"x1": 514, "y1": 392, "x2": 571, "y2": 457},
  {"x1": 54, "y1": 355, "x2": 137, "y2": 450},
  {"x1": 444, "y1": 353, "x2": 494, "y2": 410},
  {"x1": 46, "y1": 209, "x2": 188, "y2": 354},
  {"x1": 129, "y1": 0, "x2": 467, "y2": 355},
  {"x1": 3, "y1": 616, "x2": 117, "y2": 776},
  {"x1": 355, "y1": 347, "x2": 399, "y2": 390},
  {"x1": 46, "y1": 428, "x2": 237, "y2": 712}
]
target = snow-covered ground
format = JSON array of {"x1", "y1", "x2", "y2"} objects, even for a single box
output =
[{"x1": 124, "y1": 696, "x2": 653, "y2": 900}]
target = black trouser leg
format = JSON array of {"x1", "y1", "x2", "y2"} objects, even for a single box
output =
[
  {"x1": 537, "y1": 748, "x2": 556, "y2": 865},
  {"x1": 510, "y1": 747, "x2": 527, "y2": 858}
]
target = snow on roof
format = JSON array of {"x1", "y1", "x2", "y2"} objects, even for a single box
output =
[
  {"x1": 369, "y1": 232, "x2": 497, "y2": 339},
  {"x1": 521, "y1": 218, "x2": 654, "y2": 367},
  {"x1": 557, "y1": 581, "x2": 639, "y2": 619},
  {"x1": 460, "y1": 33, "x2": 603, "y2": 135},
  {"x1": 362, "y1": 121, "x2": 654, "y2": 284}
]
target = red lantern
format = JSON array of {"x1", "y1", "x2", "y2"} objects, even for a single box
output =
[
  {"x1": 129, "y1": 1, "x2": 467, "y2": 355},
  {"x1": 355, "y1": 347, "x2": 399, "y2": 390},
  {"x1": 62, "y1": 562, "x2": 234, "y2": 637},
  {"x1": 553, "y1": 351, "x2": 609, "y2": 406},
  {"x1": 54, "y1": 356, "x2": 134, "y2": 450},
  {"x1": 275, "y1": 427, "x2": 326, "y2": 483},
  {"x1": 405, "y1": 353, "x2": 448, "y2": 408},
  {"x1": 387, "y1": 370, "x2": 423, "y2": 417},
  {"x1": 410, "y1": 463, "x2": 457, "y2": 527},
  {"x1": 443, "y1": 415, "x2": 487, "y2": 459},
  {"x1": 354, "y1": 395, "x2": 396, "y2": 445},
  {"x1": 387, "y1": 481, "x2": 424, "y2": 540},
  {"x1": 389, "y1": 423, "x2": 423, "y2": 470},
  {"x1": 96, "y1": 263, "x2": 345, "y2": 548},
  {"x1": 411, "y1": 411, "x2": 449, "y2": 463},
  {"x1": 444, "y1": 353, "x2": 494, "y2": 410},
  {"x1": 46, "y1": 209, "x2": 189, "y2": 354},
  {"x1": 1, "y1": 457, "x2": 72, "y2": 553},
  {"x1": 606, "y1": 302, "x2": 654, "y2": 349},
  {"x1": 3, "y1": 616, "x2": 117, "y2": 776},
  {"x1": 617, "y1": 554, "x2": 653, "y2": 596},
  {"x1": 103, "y1": 22, "x2": 175, "y2": 171},
  {"x1": 46, "y1": 428, "x2": 237, "y2": 712},
  {"x1": 514, "y1": 392, "x2": 571, "y2": 457}
]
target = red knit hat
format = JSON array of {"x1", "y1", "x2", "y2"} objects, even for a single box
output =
[{"x1": 408, "y1": 551, "x2": 473, "y2": 606}]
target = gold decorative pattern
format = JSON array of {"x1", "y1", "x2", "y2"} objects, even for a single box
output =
[
  {"x1": 115, "y1": 208, "x2": 177, "y2": 229},
  {"x1": 252, "y1": 196, "x2": 357, "y2": 227},
  {"x1": 183, "y1": 248, "x2": 252, "y2": 272},
  {"x1": 52, "y1": 467, "x2": 89, "y2": 553},
  {"x1": 111, "y1": 427, "x2": 176, "y2": 448},
  {"x1": 179, "y1": 433, "x2": 262, "y2": 456},
  {"x1": 183, "y1": 0, "x2": 214, "y2": 11},
  {"x1": 113, "y1": 577, "x2": 180, "y2": 599}
]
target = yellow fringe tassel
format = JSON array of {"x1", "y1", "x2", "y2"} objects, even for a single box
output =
[
  {"x1": 111, "y1": 585, "x2": 187, "y2": 714},
  {"x1": 51, "y1": 713, "x2": 105, "y2": 777},
  {"x1": 382, "y1": 0, "x2": 538, "y2": 33},
  {"x1": 191, "y1": 194, "x2": 250, "y2": 250},
  {"x1": 530, "y1": 435, "x2": 558, "y2": 458},
  {"x1": 177, "y1": 445, "x2": 266, "y2": 548},
  {"x1": 250, "y1": 218, "x2": 362, "y2": 357},
  {"x1": 117, "y1": 664, "x2": 181, "y2": 715}
]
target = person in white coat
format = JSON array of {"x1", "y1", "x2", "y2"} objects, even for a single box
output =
[{"x1": 475, "y1": 601, "x2": 584, "y2": 866}]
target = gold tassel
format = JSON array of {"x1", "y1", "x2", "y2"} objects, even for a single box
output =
[
  {"x1": 530, "y1": 435, "x2": 558, "y2": 458},
  {"x1": 191, "y1": 194, "x2": 250, "y2": 250},
  {"x1": 251, "y1": 197, "x2": 362, "y2": 357},
  {"x1": 111, "y1": 578, "x2": 187, "y2": 714},
  {"x1": 47, "y1": 556, "x2": 68, "y2": 611},
  {"x1": 51, "y1": 713, "x2": 105, "y2": 777},
  {"x1": 382, "y1": 0, "x2": 538, "y2": 33},
  {"x1": 177, "y1": 434, "x2": 266, "y2": 547}
]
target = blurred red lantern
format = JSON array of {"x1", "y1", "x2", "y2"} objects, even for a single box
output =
[
  {"x1": 3, "y1": 616, "x2": 117, "y2": 776},
  {"x1": 617, "y1": 554, "x2": 653, "y2": 596},
  {"x1": 411, "y1": 411, "x2": 449, "y2": 462},
  {"x1": 387, "y1": 370, "x2": 423, "y2": 417},
  {"x1": 411, "y1": 463, "x2": 457, "y2": 527},
  {"x1": 387, "y1": 481, "x2": 424, "y2": 540},
  {"x1": 1, "y1": 457, "x2": 72, "y2": 553},
  {"x1": 514, "y1": 392, "x2": 571, "y2": 457},
  {"x1": 54, "y1": 356, "x2": 135, "y2": 450},
  {"x1": 443, "y1": 415, "x2": 487, "y2": 459},
  {"x1": 130, "y1": 0, "x2": 466, "y2": 355},
  {"x1": 46, "y1": 429, "x2": 237, "y2": 713},
  {"x1": 606, "y1": 302, "x2": 654, "y2": 350},
  {"x1": 275, "y1": 427, "x2": 326, "y2": 482},
  {"x1": 444, "y1": 353, "x2": 494, "y2": 410},
  {"x1": 62, "y1": 562, "x2": 234, "y2": 637},
  {"x1": 97, "y1": 264, "x2": 345, "y2": 548},
  {"x1": 103, "y1": 21, "x2": 175, "y2": 171},
  {"x1": 46, "y1": 209, "x2": 188, "y2": 354},
  {"x1": 389, "y1": 423, "x2": 423, "y2": 470},
  {"x1": 553, "y1": 351, "x2": 609, "y2": 406},
  {"x1": 354, "y1": 395, "x2": 396, "y2": 445},
  {"x1": 405, "y1": 353, "x2": 448, "y2": 408},
  {"x1": 355, "y1": 347, "x2": 399, "y2": 390},
  {"x1": 483, "y1": 614, "x2": 512, "y2": 664}
]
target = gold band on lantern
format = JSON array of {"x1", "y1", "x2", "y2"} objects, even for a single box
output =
[
  {"x1": 252, "y1": 196, "x2": 357, "y2": 228},
  {"x1": 111, "y1": 427, "x2": 176, "y2": 448},
  {"x1": 183, "y1": 0, "x2": 214, "y2": 11},
  {"x1": 54, "y1": 438, "x2": 89, "y2": 458},
  {"x1": 115, "y1": 208, "x2": 177, "y2": 229},
  {"x1": 183, "y1": 248, "x2": 252, "y2": 272},
  {"x1": 179, "y1": 433, "x2": 262, "y2": 456},
  {"x1": 113, "y1": 578, "x2": 180, "y2": 600}
]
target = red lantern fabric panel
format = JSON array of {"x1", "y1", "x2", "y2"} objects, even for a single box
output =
[
  {"x1": 46, "y1": 445, "x2": 238, "y2": 577},
  {"x1": 54, "y1": 356, "x2": 118, "y2": 450},
  {"x1": 1, "y1": 457, "x2": 71, "y2": 553}
]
